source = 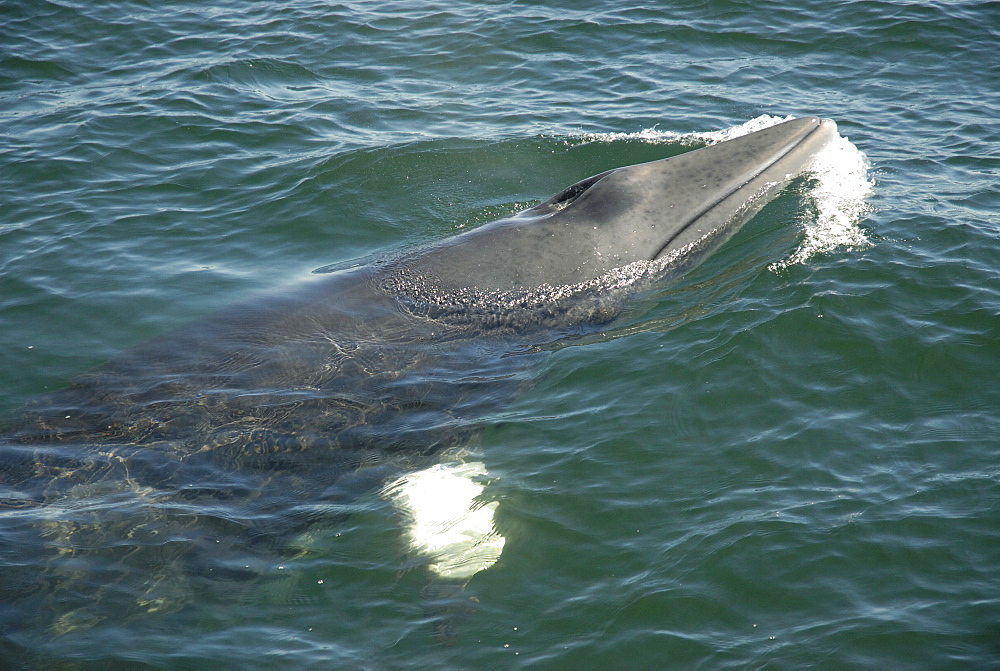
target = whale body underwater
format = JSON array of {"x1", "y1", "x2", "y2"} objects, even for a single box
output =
[{"x1": 0, "y1": 116, "x2": 838, "y2": 649}]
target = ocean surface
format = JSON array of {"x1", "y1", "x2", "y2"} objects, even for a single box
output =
[{"x1": 1, "y1": 0, "x2": 998, "y2": 668}]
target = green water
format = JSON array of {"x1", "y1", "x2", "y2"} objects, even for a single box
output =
[{"x1": 2, "y1": 0, "x2": 999, "y2": 668}]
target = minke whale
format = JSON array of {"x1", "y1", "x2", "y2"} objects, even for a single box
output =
[{"x1": 0, "y1": 117, "x2": 838, "y2": 650}]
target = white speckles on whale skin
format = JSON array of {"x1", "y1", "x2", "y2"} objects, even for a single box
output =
[{"x1": 381, "y1": 242, "x2": 701, "y2": 330}]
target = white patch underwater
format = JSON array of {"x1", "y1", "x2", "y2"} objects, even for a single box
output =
[
  {"x1": 382, "y1": 461, "x2": 505, "y2": 581},
  {"x1": 578, "y1": 115, "x2": 875, "y2": 270}
]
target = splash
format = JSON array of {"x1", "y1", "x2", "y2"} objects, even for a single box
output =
[
  {"x1": 577, "y1": 114, "x2": 797, "y2": 146},
  {"x1": 579, "y1": 115, "x2": 875, "y2": 269},
  {"x1": 769, "y1": 131, "x2": 875, "y2": 271}
]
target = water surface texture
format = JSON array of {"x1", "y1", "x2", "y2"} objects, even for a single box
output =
[{"x1": 2, "y1": 0, "x2": 998, "y2": 668}]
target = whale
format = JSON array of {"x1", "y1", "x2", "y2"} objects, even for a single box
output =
[{"x1": 0, "y1": 116, "x2": 838, "y2": 653}]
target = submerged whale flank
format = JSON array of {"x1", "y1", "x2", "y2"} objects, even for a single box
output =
[{"x1": 0, "y1": 116, "x2": 838, "y2": 647}]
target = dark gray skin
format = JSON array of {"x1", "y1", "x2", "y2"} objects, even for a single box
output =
[
  {"x1": 0, "y1": 117, "x2": 836, "y2": 654},
  {"x1": 400, "y1": 116, "x2": 836, "y2": 293}
]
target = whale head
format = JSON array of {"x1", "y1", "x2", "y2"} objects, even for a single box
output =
[{"x1": 390, "y1": 117, "x2": 838, "y2": 317}]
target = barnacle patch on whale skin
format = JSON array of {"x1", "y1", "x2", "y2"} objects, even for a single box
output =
[
  {"x1": 381, "y1": 238, "x2": 701, "y2": 333},
  {"x1": 382, "y1": 461, "x2": 505, "y2": 580}
]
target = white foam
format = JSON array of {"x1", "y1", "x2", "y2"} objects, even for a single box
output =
[
  {"x1": 578, "y1": 114, "x2": 797, "y2": 146},
  {"x1": 383, "y1": 461, "x2": 505, "y2": 580},
  {"x1": 770, "y1": 131, "x2": 875, "y2": 270}
]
